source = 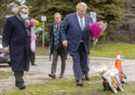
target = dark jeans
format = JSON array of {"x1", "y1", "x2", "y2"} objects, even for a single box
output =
[
  {"x1": 72, "y1": 43, "x2": 89, "y2": 81},
  {"x1": 51, "y1": 46, "x2": 66, "y2": 76}
]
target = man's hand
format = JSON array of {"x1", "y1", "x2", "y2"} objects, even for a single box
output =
[{"x1": 62, "y1": 40, "x2": 68, "y2": 48}]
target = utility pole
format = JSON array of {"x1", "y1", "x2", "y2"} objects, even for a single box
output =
[{"x1": 41, "y1": 16, "x2": 47, "y2": 47}]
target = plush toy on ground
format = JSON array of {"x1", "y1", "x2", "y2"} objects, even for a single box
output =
[
  {"x1": 114, "y1": 54, "x2": 127, "y2": 84},
  {"x1": 101, "y1": 54, "x2": 127, "y2": 93},
  {"x1": 102, "y1": 68, "x2": 124, "y2": 93}
]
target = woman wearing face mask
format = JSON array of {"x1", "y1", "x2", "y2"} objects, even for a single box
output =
[{"x1": 2, "y1": 5, "x2": 31, "y2": 90}]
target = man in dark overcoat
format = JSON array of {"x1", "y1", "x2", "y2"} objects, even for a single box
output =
[{"x1": 2, "y1": 5, "x2": 31, "y2": 89}]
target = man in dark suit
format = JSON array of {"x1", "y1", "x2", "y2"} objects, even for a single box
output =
[
  {"x1": 2, "y1": 5, "x2": 31, "y2": 89},
  {"x1": 62, "y1": 2, "x2": 93, "y2": 86},
  {"x1": 48, "y1": 13, "x2": 67, "y2": 79}
]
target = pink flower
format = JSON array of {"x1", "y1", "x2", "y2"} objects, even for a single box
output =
[
  {"x1": 88, "y1": 21, "x2": 107, "y2": 39},
  {"x1": 30, "y1": 18, "x2": 36, "y2": 27},
  {"x1": 25, "y1": 19, "x2": 31, "y2": 28},
  {"x1": 25, "y1": 19, "x2": 36, "y2": 28}
]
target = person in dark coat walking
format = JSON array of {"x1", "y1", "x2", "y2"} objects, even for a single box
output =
[
  {"x1": 48, "y1": 13, "x2": 67, "y2": 79},
  {"x1": 2, "y1": 5, "x2": 31, "y2": 89}
]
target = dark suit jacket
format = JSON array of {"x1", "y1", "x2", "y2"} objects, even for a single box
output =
[
  {"x1": 2, "y1": 16, "x2": 30, "y2": 71},
  {"x1": 49, "y1": 22, "x2": 67, "y2": 56},
  {"x1": 62, "y1": 13, "x2": 93, "y2": 56}
]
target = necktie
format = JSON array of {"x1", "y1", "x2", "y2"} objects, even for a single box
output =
[
  {"x1": 80, "y1": 18, "x2": 84, "y2": 30},
  {"x1": 57, "y1": 23, "x2": 60, "y2": 31}
]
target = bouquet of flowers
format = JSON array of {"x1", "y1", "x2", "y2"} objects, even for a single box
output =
[
  {"x1": 88, "y1": 21, "x2": 107, "y2": 45},
  {"x1": 25, "y1": 18, "x2": 38, "y2": 28}
]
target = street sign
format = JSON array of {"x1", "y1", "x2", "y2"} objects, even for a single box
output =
[
  {"x1": 41, "y1": 16, "x2": 47, "y2": 47},
  {"x1": 41, "y1": 16, "x2": 47, "y2": 22},
  {"x1": 90, "y1": 11, "x2": 97, "y2": 23}
]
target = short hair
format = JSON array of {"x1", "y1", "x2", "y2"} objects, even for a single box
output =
[
  {"x1": 18, "y1": 5, "x2": 29, "y2": 13},
  {"x1": 54, "y1": 12, "x2": 62, "y2": 17},
  {"x1": 76, "y1": 2, "x2": 88, "y2": 10},
  {"x1": 8, "y1": 2, "x2": 19, "y2": 8}
]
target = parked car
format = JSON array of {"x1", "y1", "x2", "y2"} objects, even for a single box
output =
[{"x1": 0, "y1": 35, "x2": 10, "y2": 65}]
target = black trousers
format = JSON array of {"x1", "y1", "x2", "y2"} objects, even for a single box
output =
[
  {"x1": 14, "y1": 71, "x2": 24, "y2": 87},
  {"x1": 78, "y1": 43, "x2": 89, "y2": 75},
  {"x1": 30, "y1": 50, "x2": 35, "y2": 65},
  {"x1": 51, "y1": 46, "x2": 66, "y2": 76}
]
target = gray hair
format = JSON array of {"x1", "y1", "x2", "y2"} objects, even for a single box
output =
[
  {"x1": 18, "y1": 5, "x2": 29, "y2": 13},
  {"x1": 76, "y1": 2, "x2": 88, "y2": 10},
  {"x1": 54, "y1": 12, "x2": 62, "y2": 17}
]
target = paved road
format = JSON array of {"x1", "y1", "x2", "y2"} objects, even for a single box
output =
[{"x1": 0, "y1": 56, "x2": 135, "y2": 93}]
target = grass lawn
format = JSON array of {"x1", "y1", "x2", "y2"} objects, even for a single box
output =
[
  {"x1": 0, "y1": 71, "x2": 11, "y2": 79},
  {"x1": 90, "y1": 42, "x2": 135, "y2": 59},
  {"x1": 1, "y1": 76, "x2": 135, "y2": 95},
  {"x1": 37, "y1": 42, "x2": 135, "y2": 59},
  {"x1": 1, "y1": 42, "x2": 135, "y2": 95},
  {"x1": 36, "y1": 47, "x2": 49, "y2": 55}
]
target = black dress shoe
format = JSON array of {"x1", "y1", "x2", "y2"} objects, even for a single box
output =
[
  {"x1": 48, "y1": 74, "x2": 56, "y2": 79},
  {"x1": 82, "y1": 75, "x2": 90, "y2": 81},
  {"x1": 85, "y1": 75, "x2": 90, "y2": 81},
  {"x1": 32, "y1": 64, "x2": 36, "y2": 66},
  {"x1": 18, "y1": 85, "x2": 26, "y2": 90},
  {"x1": 15, "y1": 81, "x2": 26, "y2": 90},
  {"x1": 76, "y1": 80, "x2": 83, "y2": 87}
]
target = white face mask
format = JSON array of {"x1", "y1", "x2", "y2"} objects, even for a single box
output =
[{"x1": 20, "y1": 13, "x2": 28, "y2": 20}]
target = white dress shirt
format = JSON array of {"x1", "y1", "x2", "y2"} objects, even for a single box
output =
[{"x1": 77, "y1": 15, "x2": 85, "y2": 30}]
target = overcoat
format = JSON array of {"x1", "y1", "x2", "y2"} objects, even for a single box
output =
[{"x1": 2, "y1": 16, "x2": 30, "y2": 71}]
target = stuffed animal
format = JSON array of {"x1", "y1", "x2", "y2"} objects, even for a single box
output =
[
  {"x1": 114, "y1": 54, "x2": 127, "y2": 84},
  {"x1": 102, "y1": 68, "x2": 124, "y2": 93}
]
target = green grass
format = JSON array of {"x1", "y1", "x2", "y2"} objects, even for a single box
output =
[
  {"x1": 1, "y1": 77, "x2": 135, "y2": 95},
  {"x1": 0, "y1": 71, "x2": 11, "y2": 79},
  {"x1": 36, "y1": 47, "x2": 49, "y2": 55},
  {"x1": 37, "y1": 42, "x2": 135, "y2": 59},
  {"x1": 90, "y1": 42, "x2": 135, "y2": 59}
]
